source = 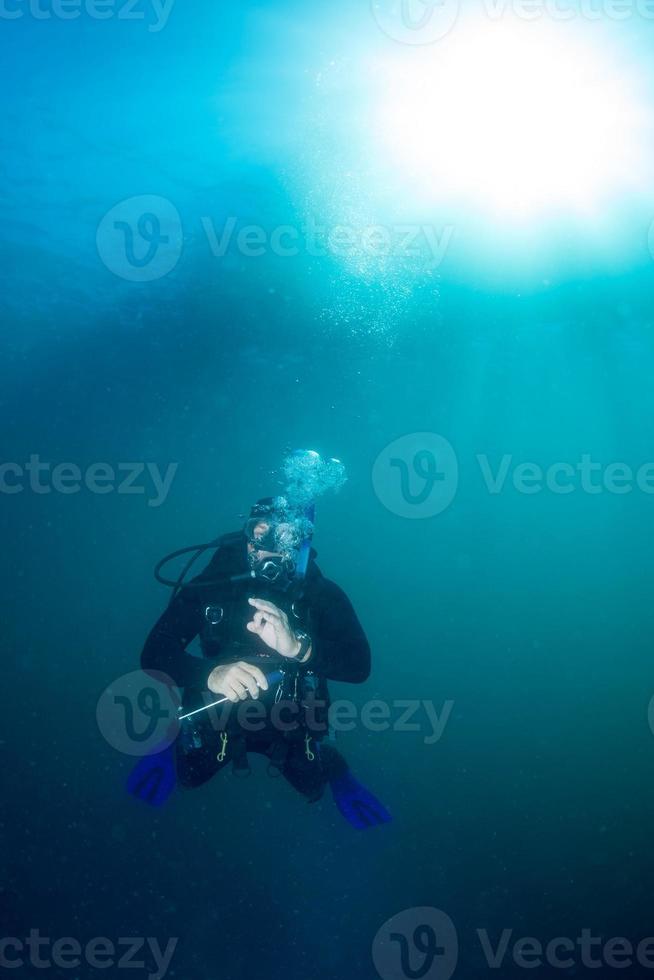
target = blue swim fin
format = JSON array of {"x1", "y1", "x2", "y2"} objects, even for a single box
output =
[
  {"x1": 126, "y1": 743, "x2": 177, "y2": 807},
  {"x1": 329, "y1": 770, "x2": 392, "y2": 830}
]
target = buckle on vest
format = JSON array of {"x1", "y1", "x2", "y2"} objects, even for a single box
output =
[{"x1": 205, "y1": 605, "x2": 224, "y2": 625}]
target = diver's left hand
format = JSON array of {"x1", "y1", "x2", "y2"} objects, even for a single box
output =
[{"x1": 247, "y1": 597, "x2": 301, "y2": 658}]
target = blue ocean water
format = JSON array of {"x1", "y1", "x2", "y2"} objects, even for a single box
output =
[{"x1": 4, "y1": 2, "x2": 654, "y2": 978}]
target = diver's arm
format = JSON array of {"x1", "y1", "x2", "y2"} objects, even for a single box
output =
[
  {"x1": 307, "y1": 580, "x2": 371, "y2": 683},
  {"x1": 141, "y1": 593, "x2": 218, "y2": 689}
]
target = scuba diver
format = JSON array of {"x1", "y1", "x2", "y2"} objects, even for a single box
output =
[{"x1": 133, "y1": 453, "x2": 391, "y2": 830}]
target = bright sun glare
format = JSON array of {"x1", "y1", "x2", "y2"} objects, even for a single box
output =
[{"x1": 376, "y1": 19, "x2": 649, "y2": 219}]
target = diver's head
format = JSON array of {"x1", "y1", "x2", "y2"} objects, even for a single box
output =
[
  {"x1": 247, "y1": 521, "x2": 283, "y2": 564},
  {"x1": 244, "y1": 499, "x2": 295, "y2": 586},
  {"x1": 245, "y1": 499, "x2": 277, "y2": 552}
]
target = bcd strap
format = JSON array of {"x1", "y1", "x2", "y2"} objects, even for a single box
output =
[
  {"x1": 230, "y1": 734, "x2": 251, "y2": 778},
  {"x1": 266, "y1": 739, "x2": 290, "y2": 778}
]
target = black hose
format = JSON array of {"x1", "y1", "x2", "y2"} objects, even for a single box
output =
[
  {"x1": 154, "y1": 537, "x2": 254, "y2": 606},
  {"x1": 154, "y1": 539, "x2": 222, "y2": 607},
  {"x1": 154, "y1": 542, "x2": 219, "y2": 588}
]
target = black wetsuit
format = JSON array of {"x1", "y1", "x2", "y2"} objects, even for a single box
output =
[{"x1": 142, "y1": 533, "x2": 371, "y2": 802}]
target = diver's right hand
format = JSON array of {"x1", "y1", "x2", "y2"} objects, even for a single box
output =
[{"x1": 207, "y1": 661, "x2": 269, "y2": 703}]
